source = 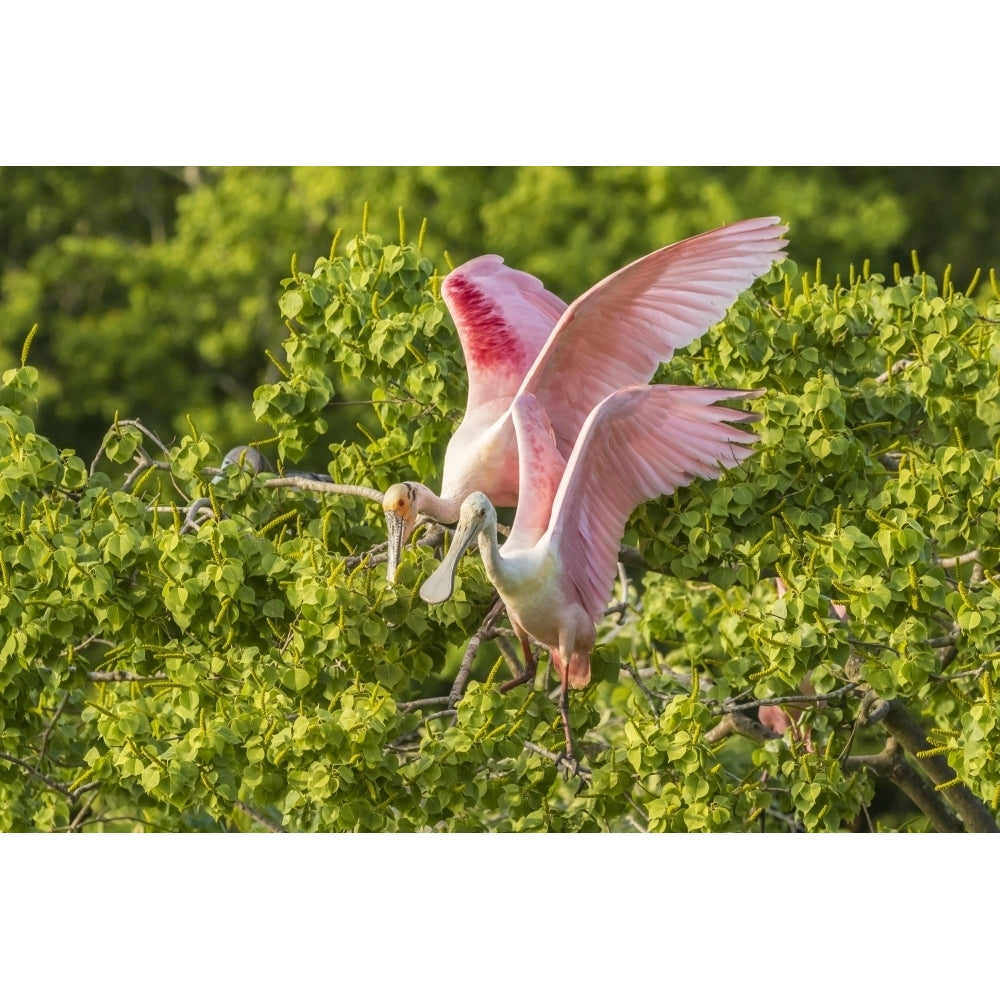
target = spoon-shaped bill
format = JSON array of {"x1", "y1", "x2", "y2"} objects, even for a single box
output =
[
  {"x1": 384, "y1": 510, "x2": 408, "y2": 584},
  {"x1": 419, "y1": 513, "x2": 481, "y2": 604}
]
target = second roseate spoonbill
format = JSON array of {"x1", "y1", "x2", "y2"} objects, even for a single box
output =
[
  {"x1": 382, "y1": 217, "x2": 787, "y2": 580},
  {"x1": 419, "y1": 384, "x2": 762, "y2": 762}
]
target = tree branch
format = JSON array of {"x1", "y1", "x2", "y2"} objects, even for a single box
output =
[
  {"x1": 937, "y1": 550, "x2": 980, "y2": 569},
  {"x1": 705, "y1": 712, "x2": 782, "y2": 745},
  {"x1": 0, "y1": 750, "x2": 97, "y2": 802},
  {"x1": 620, "y1": 661, "x2": 671, "y2": 710},
  {"x1": 844, "y1": 737, "x2": 964, "y2": 833},
  {"x1": 861, "y1": 697, "x2": 999, "y2": 833},
  {"x1": 234, "y1": 799, "x2": 286, "y2": 832},
  {"x1": 875, "y1": 358, "x2": 913, "y2": 383},
  {"x1": 718, "y1": 682, "x2": 859, "y2": 715},
  {"x1": 90, "y1": 418, "x2": 172, "y2": 476},
  {"x1": 37, "y1": 691, "x2": 70, "y2": 764},
  {"x1": 87, "y1": 671, "x2": 169, "y2": 682},
  {"x1": 449, "y1": 598, "x2": 507, "y2": 705},
  {"x1": 524, "y1": 741, "x2": 592, "y2": 783},
  {"x1": 262, "y1": 477, "x2": 383, "y2": 503}
]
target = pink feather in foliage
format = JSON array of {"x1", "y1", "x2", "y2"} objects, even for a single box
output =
[{"x1": 758, "y1": 580, "x2": 847, "y2": 743}]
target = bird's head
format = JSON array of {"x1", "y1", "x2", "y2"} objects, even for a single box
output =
[{"x1": 382, "y1": 482, "x2": 422, "y2": 583}]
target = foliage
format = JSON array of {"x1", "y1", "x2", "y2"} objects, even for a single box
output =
[
  {"x1": 3, "y1": 167, "x2": 998, "y2": 466},
  {"x1": 3, "y1": 215, "x2": 1000, "y2": 832}
]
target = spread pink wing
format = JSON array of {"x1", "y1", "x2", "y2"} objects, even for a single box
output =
[
  {"x1": 506, "y1": 393, "x2": 567, "y2": 550},
  {"x1": 441, "y1": 254, "x2": 568, "y2": 416},
  {"x1": 543, "y1": 384, "x2": 762, "y2": 623},
  {"x1": 519, "y1": 217, "x2": 787, "y2": 456}
]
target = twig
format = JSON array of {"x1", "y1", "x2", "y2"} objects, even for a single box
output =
[
  {"x1": 620, "y1": 661, "x2": 670, "y2": 710},
  {"x1": 875, "y1": 358, "x2": 913, "y2": 383},
  {"x1": 927, "y1": 629, "x2": 961, "y2": 648},
  {"x1": 36, "y1": 691, "x2": 70, "y2": 764},
  {"x1": 0, "y1": 750, "x2": 82, "y2": 801},
  {"x1": 449, "y1": 598, "x2": 506, "y2": 704},
  {"x1": 704, "y1": 712, "x2": 782, "y2": 745},
  {"x1": 263, "y1": 477, "x2": 383, "y2": 503},
  {"x1": 90, "y1": 418, "x2": 172, "y2": 476},
  {"x1": 87, "y1": 671, "x2": 169, "y2": 682},
  {"x1": 70, "y1": 634, "x2": 115, "y2": 656},
  {"x1": 930, "y1": 662, "x2": 987, "y2": 683},
  {"x1": 718, "y1": 682, "x2": 859, "y2": 715},
  {"x1": 235, "y1": 800, "x2": 286, "y2": 833},
  {"x1": 67, "y1": 789, "x2": 101, "y2": 833},
  {"x1": 180, "y1": 497, "x2": 215, "y2": 534},
  {"x1": 938, "y1": 550, "x2": 980, "y2": 569},
  {"x1": 396, "y1": 696, "x2": 452, "y2": 713},
  {"x1": 345, "y1": 541, "x2": 390, "y2": 571},
  {"x1": 762, "y1": 806, "x2": 805, "y2": 833},
  {"x1": 524, "y1": 741, "x2": 592, "y2": 783},
  {"x1": 122, "y1": 458, "x2": 168, "y2": 491},
  {"x1": 385, "y1": 709, "x2": 457, "y2": 753},
  {"x1": 493, "y1": 633, "x2": 525, "y2": 681}
]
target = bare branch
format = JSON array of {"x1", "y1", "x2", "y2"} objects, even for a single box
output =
[
  {"x1": 493, "y1": 632, "x2": 525, "y2": 680},
  {"x1": 845, "y1": 737, "x2": 964, "y2": 833},
  {"x1": 860, "y1": 698, "x2": 999, "y2": 833},
  {"x1": 705, "y1": 712, "x2": 782, "y2": 745},
  {"x1": 396, "y1": 696, "x2": 452, "y2": 713},
  {"x1": 67, "y1": 789, "x2": 101, "y2": 833},
  {"x1": 927, "y1": 629, "x2": 961, "y2": 648},
  {"x1": 938, "y1": 550, "x2": 980, "y2": 569},
  {"x1": 875, "y1": 358, "x2": 913, "y2": 383},
  {"x1": 87, "y1": 671, "x2": 169, "y2": 683},
  {"x1": 0, "y1": 751, "x2": 80, "y2": 801},
  {"x1": 179, "y1": 497, "x2": 215, "y2": 534},
  {"x1": 718, "y1": 682, "x2": 860, "y2": 715},
  {"x1": 234, "y1": 799, "x2": 286, "y2": 833},
  {"x1": 70, "y1": 634, "x2": 115, "y2": 655},
  {"x1": 620, "y1": 661, "x2": 670, "y2": 710},
  {"x1": 449, "y1": 598, "x2": 507, "y2": 705},
  {"x1": 524, "y1": 741, "x2": 592, "y2": 782},
  {"x1": 263, "y1": 477, "x2": 383, "y2": 503},
  {"x1": 90, "y1": 418, "x2": 172, "y2": 476},
  {"x1": 37, "y1": 691, "x2": 71, "y2": 765}
]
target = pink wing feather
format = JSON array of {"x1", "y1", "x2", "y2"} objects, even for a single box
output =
[
  {"x1": 441, "y1": 254, "x2": 567, "y2": 416},
  {"x1": 519, "y1": 217, "x2": 787, "y2": 456},
  {"x1": 506, "y1": 393, "x2": 567, "y2": 551},
  {"x1": 539, "y1": 384, "x2": 762, "y2": 623}
]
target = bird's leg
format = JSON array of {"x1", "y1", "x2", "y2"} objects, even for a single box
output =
[
  {"x1": 546, "y1": 652, "x2": 579, "y2": 774},
  {"x1": 498, "y1": 634, "x2": 537, "y2": 693},
  {"x1": 556, "y1": 682, "x2": 579, "y2": 774}
]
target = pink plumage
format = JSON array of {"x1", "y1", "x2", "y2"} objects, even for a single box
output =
[
  {"x1": 421, "y1": 384, "x2": 762, "y2": 758},
  {"x1": 384, "y1": 218, "x2": 787, "y2": 582}
]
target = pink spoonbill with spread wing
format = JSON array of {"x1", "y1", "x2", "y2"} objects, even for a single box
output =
[
  {"x1": 420, "y1": 384, "x2": 762, "y2": 762},
  {"x1": 382, "y1": 217, "x2": 787, "y2": 580}
]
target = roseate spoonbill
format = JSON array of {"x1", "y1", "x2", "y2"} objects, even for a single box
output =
[
  {"x1": 420, "y1": 384, "x2": 761, "y2": 761},
  {"x1": 382, "y1": 217, "x2": 787, "y2": 580}
]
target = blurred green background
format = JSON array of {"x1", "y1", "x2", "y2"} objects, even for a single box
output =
[{"x1": 3, "y1": 166, "x2": 998, "y2": 465}]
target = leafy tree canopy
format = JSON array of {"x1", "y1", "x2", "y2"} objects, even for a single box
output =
[
  {"x1": 3, "y1": 167, "x2": 997, "y2": 465},
  {"x1": 3, "y1": 209, "x2": 1000, "y2": 832}
]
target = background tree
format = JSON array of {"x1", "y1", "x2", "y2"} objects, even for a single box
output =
[
  {"x1": 3, "y1": 167, "x2": 998, "y2": 464},
  {"x1": 3, "y1": 207, "x2": 999, "y2": 832}
]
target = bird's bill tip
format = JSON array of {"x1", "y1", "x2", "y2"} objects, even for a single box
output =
[
  {"x1": 419, "y1": 561, "x2": 457, "y2": 604},
  {"x1": 418, "y1": 518, "x2": 478, "y2": 604}
]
